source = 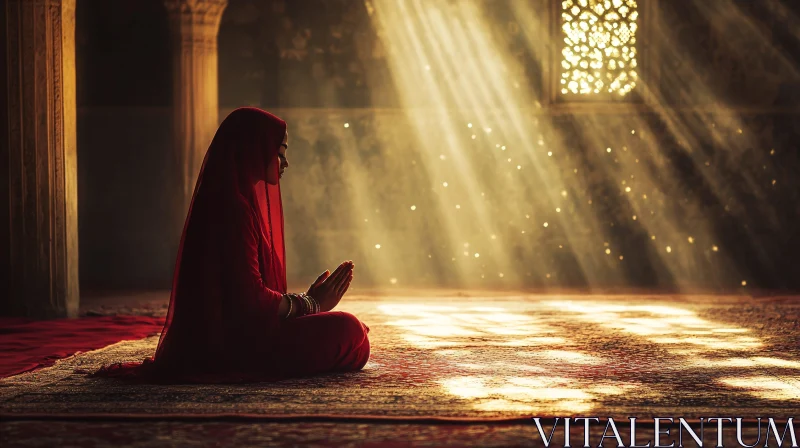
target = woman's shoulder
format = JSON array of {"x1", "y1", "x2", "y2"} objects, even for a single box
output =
[{"x1": 220, "y1": 193, "x2": 259, "y2": 228}]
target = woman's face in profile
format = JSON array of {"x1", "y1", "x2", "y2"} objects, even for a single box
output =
[{"x1": 266, "y1": 130, "x2": 289, "y2": 185}]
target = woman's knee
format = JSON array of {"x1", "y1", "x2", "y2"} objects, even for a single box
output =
[
  {"x1": 324, "y1": 312, "x2": 370, "y2": 371},
  {"x1": 329, "y1": 311, "x2": 370, "y2": 345},
  {"x1": 341, "y1": 312, "x2": 370, "y2": 370},
  {"x1": 353, "y1": 336, "x2": 370, "y2": 370}
]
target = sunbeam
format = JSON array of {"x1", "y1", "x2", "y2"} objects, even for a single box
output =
[{"x1": 249, "y1": 0, "x2": 800, "y2": 292}]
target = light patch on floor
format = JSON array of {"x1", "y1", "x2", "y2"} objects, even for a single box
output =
[{"x1": 1, "y1": 293, "x2": 799, "y2": 419}]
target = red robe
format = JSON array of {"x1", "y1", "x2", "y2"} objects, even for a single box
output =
[{"x1": 97, "y1": 108, "x2": 369, "y2": 383}]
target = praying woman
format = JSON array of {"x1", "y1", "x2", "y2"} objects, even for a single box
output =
[{"x1": 95, "y1": 107, "x2": 370, "y2": 383}]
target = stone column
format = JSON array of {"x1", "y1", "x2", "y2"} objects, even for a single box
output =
[
  {"x1": 164, "y1": 0, "x2": 227, "y2": 214},
  {"x1": 0, "y1": 0, "x2": 79, "y2": 318}
]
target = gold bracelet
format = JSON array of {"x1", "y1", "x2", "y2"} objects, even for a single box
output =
[
  {"x1": 301, "y1": 293, "x2": 319, "y2": 315},
  {"x1": 284, "y1": 294, "x2": 293, "y2": 319},
  {"x1": 308, "y1": 295, "x2": 320, "y2": 314}
]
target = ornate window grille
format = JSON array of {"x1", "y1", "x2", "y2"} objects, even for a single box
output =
[{"x1": 548, "y1": 0, "x2": 657, "y2": 108}]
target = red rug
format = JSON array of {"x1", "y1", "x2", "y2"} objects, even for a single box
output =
[{"x1": 0, "y1": 316, "x2": 165, "y2": 379}]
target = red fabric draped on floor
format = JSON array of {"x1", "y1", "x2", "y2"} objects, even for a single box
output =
[{"x1": 0, "y1": 316, "x2": 165, "y2": 379}]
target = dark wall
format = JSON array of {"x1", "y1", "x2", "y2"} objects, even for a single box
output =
[
  {"x1": 77, "y1": 108, "x2": 177, "y2": 289},
  {"x1": 76, "y1": 0, "x2": 175, "y2": 289},
  {"x1": 218, "y1": 0, "x2": 392, "y2": 108},
  {"x1": 76, "y1": 0, "x2": 170, "y2": 107}
]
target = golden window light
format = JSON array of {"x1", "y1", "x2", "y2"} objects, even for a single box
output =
[{"x1": 560, "y1": 0, "x2": 639, "y2": 96}]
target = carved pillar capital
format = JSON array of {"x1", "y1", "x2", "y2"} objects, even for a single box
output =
[
  {"x1": 164, "y1": 0, "x2": 227, "y2": 47},
  {"x1": 163, "y1": 0, "x2": 227, "y2": 18}
]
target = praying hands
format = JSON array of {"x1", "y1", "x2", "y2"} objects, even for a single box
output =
[{"x1": 307, "y1": 261, "x2": 355, "y2": 312}]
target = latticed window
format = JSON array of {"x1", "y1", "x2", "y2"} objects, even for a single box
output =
[{"x1": 560, "y1": 0, "x2": 639, "y2": 97}]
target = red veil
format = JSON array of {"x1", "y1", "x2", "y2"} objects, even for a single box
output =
[{"x1": 97, "y1": 108, "x2": 290, "y2": 382}]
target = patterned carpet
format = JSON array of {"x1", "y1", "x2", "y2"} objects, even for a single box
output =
[
  {"x1": 0, "y1": 420, "x2": 771, "y2": 447},
  {"x1": 2, "y1": 292, "x2": 799, "y2": 421}
]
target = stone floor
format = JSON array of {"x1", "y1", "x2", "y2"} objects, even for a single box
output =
[{"x1": 1, "y1": 290, "x2": 799, "y2": 446}]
